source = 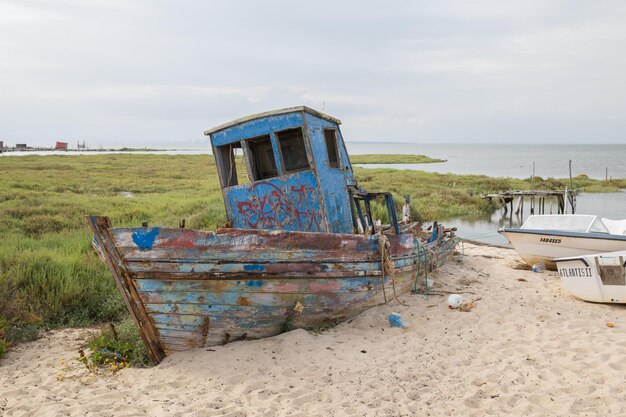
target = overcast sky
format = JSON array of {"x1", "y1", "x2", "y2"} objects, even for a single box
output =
[{"x1": 1, "y1": 0, "x2": 626, "y2": 147}]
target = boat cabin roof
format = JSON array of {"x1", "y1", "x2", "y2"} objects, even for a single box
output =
[{"x1": 204, "y1": 106, "x2": 341, "y2": 136}]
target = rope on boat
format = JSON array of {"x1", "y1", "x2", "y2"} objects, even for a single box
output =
[
  {"x1": 412, "y1": 240, "x2": 430, "y2": 295},
  {"x1": 377, "y1": 234, "x2": 407, "y2": 306}
]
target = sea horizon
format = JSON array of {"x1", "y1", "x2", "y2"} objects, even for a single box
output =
[{"x1": 3, "y1": 142, "x2": 625, "y2": 180}]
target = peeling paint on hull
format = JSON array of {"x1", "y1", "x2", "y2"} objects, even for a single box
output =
[{"x1": 89, "y1": 216, "x2": 456, "y2": 363}]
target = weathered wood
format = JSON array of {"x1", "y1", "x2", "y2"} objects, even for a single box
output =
[
  {"x1": 126, "y1": 257, "x2": 419, "y2": 276},
  {"x1": 133, "y1": 277, "x2": 383, "y2": 293},
  {"x1": 484, "y1": 189, "x2": 577, "y2": 217},
  {"x1": 88, "y1": 216, "x2": 166, "y2": 363},
  {"x1": 90, "y1": 216, "x2": 456, "y2": 363}
]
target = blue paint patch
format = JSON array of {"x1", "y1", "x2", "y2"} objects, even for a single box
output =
[
  {"x1": 243, "y1": 264, "x2": 265, "y2": 272},
  {"x1": 246, "y1": 280, "x2": 264, "y2": 288},
  {"x1": 304, "y1": 113, "x2": 354, "y2": 234},
  {"x1": 132, "y1": 227, "x2": 159, "y2": 251}
]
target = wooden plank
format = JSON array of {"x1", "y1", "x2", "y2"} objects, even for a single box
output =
[
  {"x1": 125, "y1": 257, "x2": 417, "y2": 275},
  {"x1": 150, "y1": 313, "x2": 290, "y2": 328},
  {"x1": 88, "y1": 216, "x2": 167, "y2": 363},
  {"x1": 145, "y1": 303, "x2": 288, "y2": 317},
  {"x1": 144, "y1": 302, "x2": 375, "y2": 323},
  {"x1": 137, "y1": 288, "x2": 377, "y2": 308},
  {"x1": 110, "y1": 227, "x2": 416, "y2": 263},
  {"x1": 153, "y1": 322, "x2": 206, "y2": 333},
  {"x1": 133, "y1": 277, "x2": 382, "y2": 294},
  {"x1": 129, "y1": 262, "x2": 421, "y2": 281},
  {"x1": 123, "y1": 247, "x2": 380, "y2": 263}
]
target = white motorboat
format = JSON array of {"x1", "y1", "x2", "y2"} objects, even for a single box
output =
[
  {"x1": 555, "y1": 251, "x2": 626, "y2": 303},
  {"x1": 499, "y1": 215, "x2": 626, "y2": 270}
]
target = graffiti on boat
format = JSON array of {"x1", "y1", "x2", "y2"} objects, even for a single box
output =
[{"x1": 235, "y1": 181, "x2": 323, "y2": 232}]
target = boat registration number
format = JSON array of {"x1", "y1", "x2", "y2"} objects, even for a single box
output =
[
  {"x1": 559, "y1": 267, "x2": 593, "y2": 278},
  {"x1": 540, "y1": 237, "x2": 562, "y2": 244}
]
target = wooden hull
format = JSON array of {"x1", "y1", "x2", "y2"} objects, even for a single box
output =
[
  {"x1": 555, "y1": 251, "x2": 626, "y2": 303},
  {"x1": 499, "y1": 229, "x2": 626, "y2": 270},
  {"x1": 89, "y1": 216, "x2": 457, "y2": 363}
]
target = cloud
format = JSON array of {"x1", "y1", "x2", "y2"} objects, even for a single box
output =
[{"x1": 1, "y1": 0, "x2": 626, "y2": 146}]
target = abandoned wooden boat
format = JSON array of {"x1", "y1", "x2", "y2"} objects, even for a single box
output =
[
  {"x1": 499, "y1": 215, "x2": 626, "y2": 270},
  {"x1": 555, "y1": 251, "x2": 626, "y2": 303},
  {"x1": 89, "y1": 106, "x2": 457, "y2": 363}
]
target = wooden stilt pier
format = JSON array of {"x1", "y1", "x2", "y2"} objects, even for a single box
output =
[{"x1": 483, "y1": 189, "x2": 578, "y2": 217}]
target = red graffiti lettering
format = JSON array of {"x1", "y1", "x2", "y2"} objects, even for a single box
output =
[{"x1": 236, "y1": 181, "x2": 323, "y2": 232}]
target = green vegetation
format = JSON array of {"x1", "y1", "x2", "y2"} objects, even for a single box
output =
[
  {"x1": 0, "y1": 154, "x2": 225, "y2": 361},
  {"x1": 350, "y1": 154, "x2": 445, "y2": 164},
  {"x1": 552, "y1": 174, "x2": 626, "y2": 193},
  {"x1": 114, "y1": 147, "x2": 166, "y2": 152},
  {"x1": 87, "y1": 318, "x2": 153, "y2": 367},
  {"x1": 0, "y1": 338, "x2": 7, "y2": 358},
  {"x1": 0, "y1": 318, "x2": 8, "y2": 358},
  {"x1": 0, "y1": 154, "x2": 623, "y2": 360},
  {"x1": 354, "y1": 169, "x2": 626, "y2": 222}
]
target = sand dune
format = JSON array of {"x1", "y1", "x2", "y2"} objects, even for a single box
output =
[{"x1": 2, "y1": 243, "x2": 625, "y2": 416}]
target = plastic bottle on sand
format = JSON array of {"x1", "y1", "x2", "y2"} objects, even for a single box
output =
[{"x1": 448, "y1": 294, "x2": 463, "y2": 309}]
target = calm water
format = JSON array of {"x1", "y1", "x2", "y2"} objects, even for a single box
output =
[
  {"x1": 451, "y1": 191, "x2": 626, "y2": 246},
  {"x1": 347, "y1": 142, "x2": 626, "y2": 245},
  {"x1": 348, "y1": 142, "x2": 626, "y2": 180},
  {"x1": 5, "y1": 143, "x2": 625, "y2": 180}
]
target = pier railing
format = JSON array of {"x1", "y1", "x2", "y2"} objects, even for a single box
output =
[{"x1": 482, "y1": 189, "x2": 578, "y2": 217}]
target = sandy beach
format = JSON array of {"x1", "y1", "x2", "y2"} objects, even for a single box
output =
[{"x1": 2, "y1": 243, "x2": 625, "y2": 417}]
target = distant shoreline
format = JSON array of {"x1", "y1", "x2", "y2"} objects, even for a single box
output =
[
  {"x1": 0, "y1": 147, "x2": 184, "y2": 153},
  {"x1": 2, "y1": 149, "x2": 624, "y2": 182},
  {"x1": 350, "y1": 154, "x2": 445, "y2": 164}
]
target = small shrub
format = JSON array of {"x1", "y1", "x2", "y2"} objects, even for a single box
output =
[
  {"x1": 87, "y1": 318, "x2": 153, "y2": 368},
  {"x1": 309, "y1": 318, "x2": 340, "y2": 334},
  {"x1": 3, "y1": 324, "x2": 40, "y2": 343},
  {"x1": 0, "y1": 338, "x2": 8, "y2": 359},
  {"x1": 0, "y1": 318, "x2": 7, "y2": 359}
]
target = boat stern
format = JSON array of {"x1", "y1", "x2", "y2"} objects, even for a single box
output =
[{"x1": 555, "y1": 253, "x2": 626, "y2": 303}]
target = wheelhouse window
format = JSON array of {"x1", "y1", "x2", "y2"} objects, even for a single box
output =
[
  {"x1": 324, "y1": 129, "x2": 340, "y2": 169},
  {"x1": 247, "y1": 135, "x2": 278, "y2": 180},
  {"x1": 277, "y1": 128, "x2": 310, "y2": 173},
  {"x1": 216, "y1": 142, "x2": 241, "y2": 188}
]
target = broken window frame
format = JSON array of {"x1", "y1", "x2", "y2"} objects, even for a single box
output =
[
  {"x1": 352, "y1": 191, "x2": 400, "y2": 235},
  {"x1": 275, "y1": 127, "x2": 311, "y2": 174},
  {"x1": 215, "y1": 142, "x2": 241, "y2": 188},
  {"x1": 324, "y1": 128, "x2": 341, "y2": 169},
  {"x1": 245, "y1": 134, "x2": 279, "y2": 181}
]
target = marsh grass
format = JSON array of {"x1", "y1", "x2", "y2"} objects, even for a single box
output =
[
  {"x1": 0, "y1": 154, "x2": 224, "y2": 358},
  {"x1": 350, "y1": 154, "x2": 445, "y2": 164},
  {"x1": 0, "y1": 154, "x2": 623, "y2": 360}
]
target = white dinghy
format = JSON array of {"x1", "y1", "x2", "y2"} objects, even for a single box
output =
[
  {"x1": 555, "y1": 251, "x2": 626, "y2": 303},
  {"x1": 499, "y1": 215, "x2": 626, "y2": 270}
]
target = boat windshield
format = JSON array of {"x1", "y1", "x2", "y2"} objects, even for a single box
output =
[
  {"x1": 588, "y1": 218, "x2": 610, "y2": 234},
  {"x1": 520, "y1": 215, "x2": 599, "y2": 233}
]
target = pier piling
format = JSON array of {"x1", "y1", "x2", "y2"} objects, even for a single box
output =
[{"x1": 483, "y1": 189, "x2": 577, "y2": 216}]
